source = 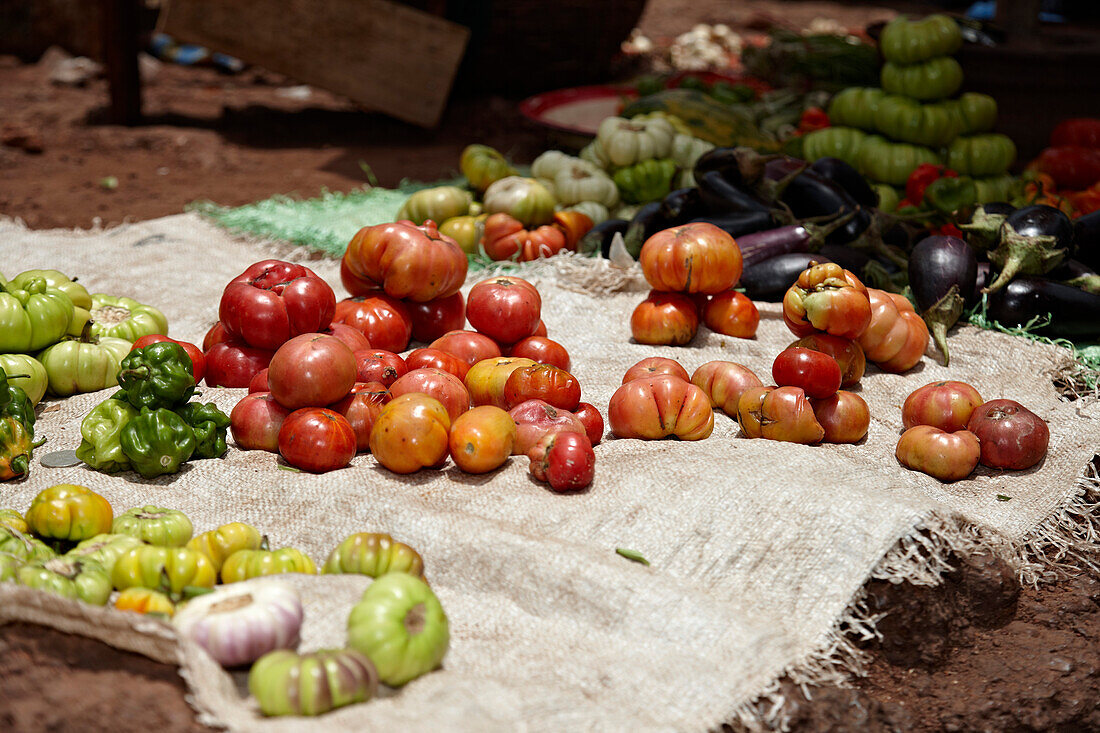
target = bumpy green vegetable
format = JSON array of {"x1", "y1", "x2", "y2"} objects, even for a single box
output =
[
  {"x1": 173, "y1": 402, "x2": 231, "y2": 460},
  {"x1": 0, "y1": 551, "x2": 21, "y2": 582},
  {"x1": 953, "y1": 93, "x2": 998, "y2": 135},
  {"x1": 76, "y1": 396, "x2": 140, "y2": 473},
  {"x1": 113, "y1": 506, "x2": 194, "y2": 547},
  {"x1": 87, "y1": 294, "x2": 168, "y2": 342},
  {"x1": 0, "y1": 415, "x2": 37, "y2": 481},
  {"x1": 249, "y1": 649, "x2": 379, "y2": 717},
  {"x1": 923, "y1": 176, "x2": 978, "y2": 214},
  {"x1": 800, "y1": 127, "x2": 867, "y2": 167},
  {"x1": 66, "y1": 533, "x2": 144, "y2": 575},
  {"x1": 612, "y1": 158, "x2": 677, "y2": 204},
  {"x1": 0, "y1": 365, "x2": 35, "y2": 437},
  {"x1": 116, "y1": 342, "x2": 196, "y2": 411},
  {"x1": 0, "y1": 274, "x2": 74, "y2": 354},
  {"x1": 946, "y1": 134, "x2": 1017, "y2": 178},
  {"x1": 857, "y1": 135, "x2": 943, "y2": 186},
  {"x1": 396, "y1": 186, "x2": 473, "y2": 226},
  {"x1": 873, "y1": 95, "x2": 962, "y2": 148},
  {"x1": 826, "y1": 87, "x2": 886, "y2": 131},
  {"x1": 0, "y1": 525, "x2": 55, "y2": 563},
  {"x1": 16, "y1": 556, "x2": 112, "y2": 605},
  {"x1": 879, "y1": 14, "x2": 962, "y2": 65},
  {"x1": 881, "y1": 57, "x2": 964, "y2": 101},
  {"x1": 119, "y1": 408, "x2": 196, "y2": 479}
]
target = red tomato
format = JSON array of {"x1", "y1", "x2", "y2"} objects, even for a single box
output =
[
  {"x1": 230, "y1": 392, "x2": 293, "y2": 452},
  {"x1": 405, "y1": 348, "x2": 470, "y2": 380},
  {"x1": 1035, "y1": 146, "x2": 1100, "y2": 190},
  {"x1": 204, "y1": 339, "x2": 274, "y2": 388},
  {"x1": 690, "y1": 361, "x2": 763, "y2": 415},
  {"x1": 342, "y1": 219, "x2": 468, "y2": 302},
  {"x1": 528, "y1": 431, "x2": 595, "y2": 492},
  {"x1": 352, "y1": 349, "x2": 407, "y2": 387},
  {"x1": 430, "y1": 330, "x2": 503, "y2": 368},
  {"x1": 811, "y1": 391, "x2": 869, "y2": 443},
  {"x1": 406, "y1": 292, "x2": 465, "y2": 343},
  {"x1": 508, "y1": 399, "x2": 587, "y2": 455},
  {"x1": 278, "y1": 408, "x2": 357, "y2": 473},
  {"x1": 608, "y1": 375, "x2": 713, "y2": 441},
  {"x1": 896, "y1": 426, "x2": 980, "y2": 482},
  {"x1": 783, "y1": 262, "x2": 871, "y2": 340},
  {"x1": 508, "y1": 336, "x2": 569, "y2": 371},
  {"x1": 368, "y1": 393, "x2": 451, "y2": 474},
  {"x1": 902, "y1": 381, "x2": 984, "y2": 432},
  {"x1": 631, "y1": 290, "x2": 699, "y2": 346},
  {"x1": 131, "y1": 335, "x2": 205, "y2": 384},
  {"x1": 573, "y1": 402, "x2": 604, "y2": 446},
  {"x1": 219, "y1": 259, "x2": 336, "y2": 350},
  {"x1": 332, "y1": 294, "x2": 412, "y2": 354},
  {"x1": 790, "y1": 333, "x2": 865, "y2": 387},
  {"x1": 532, "y1": 320, "x2": 548, "y2": 338},
  {"x1": 321, "y1": 323, "x2": 372, "y2": 353},
  {"x1": 622, "y1": 357, "x2": 689, "y2": 384},
  {"x1": 772, "y1": 347, "x2": 842, "y2": 399},
  {"x1": 1050, "y1": 118, "x2": 1100, "y2": 148},
  {"x1": 448, "y1": 405, "x2": 516, "y2": 474},
  {"x1": 203, "y1": 321, "x2": 232, "y2": 351},
  {"x1": 703, "y1": 290, "x2": 759, "y2": 338},
  {"x1": 248, "y1": 368, "x2": 270, "y2": 394},
  {"x1": 640, "y1": 222, "x2": 743, "y2": 294},
  {"x1": 267, "y1": 333, "x2": 357, "y2": 410},
  {"x1": 330, "y1": 382, "x2": 391, "y2": 451},
  {"x1": 736, "y1": 386, "x2": 824, "y2": 444},
  {"x1": 966, "y1": 399, "x2": 1049, "y2": 470},
  {"x1": 466, "y1": 276, "x2": 542, "y2": 344},
  {"x1": 388, "y1": 367, "x2": 471, "y2": 423},
  {"x1": 503, "y1": 364, "x2": 581, "y2": 411}
]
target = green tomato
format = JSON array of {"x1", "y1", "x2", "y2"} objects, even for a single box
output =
[
  {"x1": 249, "y1": 649, "x2": 379, "y2": 717},
  {"x1": 871, "y1": 183, "x2": 902, "y2": 213},
  {"x1": 16, "y1": 556, "x2": 112, "y2": 605},
  {"x1": 946, "y1": 134, "x2": 1017, "y2": 178},
  {"x1": 220, "y1": 546, "x2": 317, "y2": 583},
  {"x1": 881, "y1": 57, "x2": 964, "y2": 102},
  {"x1": 826, "y1": 88, "x2": 886, "y2": 131},
  {"x1": 9, "y1": 270, "x2": 92, "y2": 310},
  {"x1": 857, "y1": 135, "x2": 943, "y2": 186},
  {"x1": 483, "y1": 176, "x2": 557, "y2": 227},
  {"x1": 973, "y1": 174, "x2": 1020, "y2": 204},
  {"x1": 879, "y1": 14, "x2": 962, "y2": 65},
  {"x1": 612, "y1": 158, "x2": 677, "y2": 204},
  {"x1": 111, "y1": 545, "x2": 216, "y2": 594},
  {"x1": 873, "y1": 95, "x2": 962, "y2": 149},
  {"x1": 346, "y1": 573, "x2": 449, "y2": 686},
  {"x1": 36, "y1": 335, "x2": 132, "y2": 397},
  {"x1": 0, "y1": 525, "x2": 56, "y2": 563},
  {"x1": 322, "y1": 532, "x2": 425, "y2": 579},
  {"x1": 800, "y1": 127, "x2": 867, "y2": 167},
  {"x1": 0, "y1": 275, "x2": 74, "y2": 354},
  {"x1": 438, "y1": 214, "x2": 487, "y2": 256},
  {"x1": 0, "y1": 354, "x2": 48, "y2": 405},
  {"x1": 396, "y1": 186, "x2": 473, "y2": 226},
  {"x1": 0, "y1": 551, "x2": 22, "y2": 581},
  {"x1": 459, "y1": 144, "x2": 517, "y2": 194},
  {"x1": 66, "y1": 533, "x2": 145, "y2": 576},
  {"x1": 953, "y1": 93, "x2": 998, "y2": 135},
  {"x1": 25, "y1": 484, "x2": 114, "y2": 543},
  {"x1": 88, "y1": 294, "x2": 168, "y2": 342},
  {"x1": 112, "y1": 505, "x2": 193, "y2": 547}
]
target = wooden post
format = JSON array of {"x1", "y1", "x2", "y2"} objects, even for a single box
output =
[{"x1": 102, "y1": 0, "x2": 143, "y2": 125}]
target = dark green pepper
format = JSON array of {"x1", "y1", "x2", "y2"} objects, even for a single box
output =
[
  {"x1": 612, "y1": 158, "x2": 677, "y2": 204},
  {"x1": 116, "y1": 342, "x2": 196, "y2": 411},
  {"x1": 119, "y1": 408, "x2": 196, "y2": 479},
  {"x1": 76, "y1": 398, "x2": 140, "y2": 473},
  {"x1": 0, "y1": 415, "x2": 38, "y2": 481},
  {"x1": 881, "y1": 57, "x2": 964, "y2": 102},
  {"x1": 174, "y1": 402, "x2": 231, "y2": 460},
  {"x1": 873, "y1": 95, "x2": 962, "y2": 149},
  {"x1": 923, "y1": 176, "x2": 978, "y2": 215},
  {"x1": 0, "y1": 365, "x2": 35, "y2": 437}
]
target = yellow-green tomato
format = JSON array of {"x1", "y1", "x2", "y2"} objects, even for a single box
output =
[
  {"x1": 10, "y1": 269, "x2": 92, "y2": 310},
  {"x1": 0, "y1": 525, "x2": 55, "y2": 562},
  {"x1": 66, "y1": 533, "x2": 144, "y2": 576},
  {"x1": 185, "y1": 522, "x2": 263, "y2": 574},
  {"x1": 220, "y1": 546, "x2": 317, "y2": 584},
  {"x1": 438, "y1": 214, "x2": 487, "y2": 255},
  {"x1": 0, "y1": 354, "x2": 48, "y2": 405},
  {"x1": 482, "y1": 176, "x2": 557, "y2": 227},
  {"x1": 36, "y1": 336, "x2": 132, "y2": 397},
  {"x1": 87, "y1": 294, "x2": 168, "y2": 342},
  {"x1": 322, "y1": 532, "x2": 425, "y2": 579},
  {"x1": 0, "y1": 508, "x2": 28, "y2": 534},
  {"x1": 346, "y1": 573, "x2": 450, "y2": 686},
  {"x1": 25, "y1": 484, "x2": 114, "y2": 542},
  {"x1": 17, "y1": 556, "x2": 112, "y2": 605},
  {"x1": 879, "y1": 14, "x2": 962, "y2": 65},
  {"x1": 396, "y1": 186, "x2": 473, "y2": 226},
  {"x1": 112, "y1": 506, "x2": 193, "y2": 547},
  {"x1": 460, "y1": 144, "x2": 518, "y2": 194},
  {"x1": 111, "y1": 545, "x2": 216, "y2": 594},
  {"x1": 881, "y1": 57, "x2": 964, "y2": 102},
  {"x1": 953, "y1": 93, "x2": 998, "y2": 135},
  {"x1": 0, "y1": 275, "x2": 75, "y2": 354},
  {"x1": 0, "y1": 551, "x2": 22, "y2": 581},
  {"x1": 873, "y1": 95, "x2": 962, "y2": 149},
  {"x1": 249, "y1": 649, "x2": 379, "y2": 717}
]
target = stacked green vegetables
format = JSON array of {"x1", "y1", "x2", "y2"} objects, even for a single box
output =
[{"x1": 801, "y1": 14, "x2": 1017, "y2": 205}]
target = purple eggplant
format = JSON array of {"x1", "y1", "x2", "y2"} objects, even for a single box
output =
[
  {"x1": 959, "y1": 202, "x2": 1015, "y2": 252},
  {"x1": 623, "y1": 202, "x2": 668, "y2": 258},
  {"x1": 986, "y1": 276, "x2": 1100, "y2": 339},
  {"x1": 908, "y1": 235, "x2": 978, "y2": 365},
  {"x1": 736, "y1": 210, "x2": 857, "y2": 267},
  {"x1": 973, "y1": 262, "x2": 992, "y2": 302},
  {"x1": 578, "y1": 219, "x2": 631, "y2": 258},
  {"x1": 740, "y1": 252, "x2": 832, "y2": 302},
  {"x1": 764, "y1": 160, "x2": 870, "y2": 245},
  {"x1": 658, "y1": 187, "x2": 705, "y2": 226},
  {"x1": 1074, "y1": 210, "x2": 1100, "y2": 271},
  {"x1": 808, "y1": 157, "x2": 877, "y2": 210},
  {"x1": 985, "y1": 205, "x2": 1075, "y2": 294},
  {"x1": 693, "y1": 147, "x2": 773, "y2": 189},
  {"x1": 688, "y1": 211, "x2": 775, "y2": 239},
  {"x1": 696, "y1": 171, "x2": 774, "y2": 215}
]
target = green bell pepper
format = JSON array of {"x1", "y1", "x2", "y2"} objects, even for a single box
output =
[
  {"x1": 826, "y1": 87, "x2": 886, "y2": 131},
  {"x1": 76, "y1": 396, "x2": 140, "y2": 473},
  {"x1": 946, "y1": 134, "x2": 1017, "y2": 178},
  {"x1": 873, "y1": 95, "x2": 962, "y2": 149},
  {"x1": 612, "y1": 158, "x2": 677, "y2": 204},
  {"x1": 881, "y1": 57, "x2": 964, "y2": 102},
  {"x1": 88, "y1": 294, "x2": 168, "y2": 342},
  {"x1": 0, "y1": 415, "x2": 39, "y2": 481},
  {"x1": 119, "y1": 408, "x2": 196, "y2": 479},
  {"x1": 0, "y1": 365, "x2": 35, "y2": 437},
  {"x1": 953, "y1": 93, "x2": 998, "y2": 135},
  {"x1": 879, "y1": 14, "x2": 962, "y2": 65},
  {"x1": 173, "y1": 401, "x2": 231, "y2": 460},
  {"x1": 856, "y1": 135, "x2": 943, "y2": 187},
  {"x1": 923, "y1": 176, "x2": 978, "y2": 215},
  {"x1": 116, "y1": 342, "x2": 196, "y2": 410},
  {"x1": 0, "y1": 273, "x2": 74, "y2": 354},
  {"x1": 800, "y1": 127, "x2": 867, "y2": 168}
]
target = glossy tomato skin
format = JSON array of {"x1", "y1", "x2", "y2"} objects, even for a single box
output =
[
  {"x1": 640, "y1": 222, "x2": 743, "y2": 294},
  {"x1": 703, "y1": 291, "x2": 759, "y2": 339},
  {"x1": 333, "y1": 294, "x2": 412, "y2": 354},
  {"x1": 131, "y1": 335, "x2": 205, "y2": 384},
  {"x1": 267, "y1": 333, "x2": 357, "y2": 410},
  {"x1": 277, "y1": 407, "x2": 357, "y2": 472},
  {"x1": 406, "y1": 292, "x2": 465, "y2": 343},
  {"x1": 342, "y1": 220, "x2": 468, "y2": 302},
  {"x1": 466, "y1": 276, "x2": 542, "y2": 345},
  {"x1": 204, "y1": 340, "x2": 274, "y2": 388},
  {"x1": 352, "y1": 349, "x2": 407, "y2": 387},
  {"x1": 772, "y1": 347, "x2": 843, "y2": 399},
  {"x1": 231, "y1": 392, "x2": 293, "y2": 452},
  {"x1": 508, "y1": 399, "x2": 587, "y2": 455},
  {"x1": 608, "y1": 375, "x2": 714, "y2": 441},
  {"x1": 404, "y1": 348, "x2": 469, "y2": 380},
  {"x1": 465, "y1": 357, "x2": 536, "y2": 409},
  {"x1": 782, "y1": 262, "x2": 871, "y2": 340},
  {"x1": 388, "y1": 367, "x2": 471, "y2": 423},
  {"x1": 857, "y1": 289, "x2": 929, "y2": 372},
  {"x1": 966, "y1": 399, "x2": 1049, "y2": 470},
  {"x1": 203, "y1": 321, "x2": 232, "y2": 351},
  {"x1": 690, "y1": 361, "x2": 763, "y2": 415},
  {"x1": 430, "y1": 330, "x2": 502, "y2": 368},
  {"x1": 631, "y1": 291, "x2": 699, "y2": 346},
  {"x1": 896, "y1": 426, "x2": 980, "y2": 482},
  {"x1": 219, "y1": 260, "x2": 337, "y2": 350},
  {"x1": 790, "y1": 333, "x2": 866, "y2": 387},
  {"x1": 248, "y1": 368, "x2": 270, "y2": 393},
  {"x1": 622, "y1": 357, "x2": 690, "y2": 384},
  {"x1": 902, "y1": 381, "x2": 984, "y2": 432},
  {"x1": 369, "y1": 393, "x2": 451, "y2": 474},
  {"x1": 528, "y1": 431, "x2": 595, "y2": 492},
  {"x1": 321, "y1": 323, "x2": 372, "y2": 353},
  {"x1": 508, "y1": 337, "x2": 569, "y2": 371},
  {"x1": 736, "y1": 386, "x2": 825, "y2": 444},
  {"x1": 573, "y1": 402, "x2": 604, "y2": 446},
  {"x1": 448, "y1": 405, "x2": 516, "y2": 474},
  {"x1": 532, "y1": 320, "x2": 548, "y2": 338},
  {"x1": 503, "y1": 364, "x2": 581, "y2": 411},
  {"x1": 330, "y1": 382, "x2": 391, "y2": 451},
  {"x1": 811, "y1": 391, "x2": 870, "y2": 443}
]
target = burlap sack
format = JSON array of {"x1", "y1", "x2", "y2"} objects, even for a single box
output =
[{"x1": 3, "y1": 213, "x2": 1099, "y2": 731}]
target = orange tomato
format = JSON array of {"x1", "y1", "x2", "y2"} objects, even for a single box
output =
[
  {"x1": 464, "y1": 357, "x2": 536, "y2": 408},
  {"x1": 702, "y1": 290, "x2": 759, "y2": 338},
  {"x1": 630, "y1": 291, "x2": 699, "y2": 346},
  {"x1": 115, "y1": 586, "x2": 175, "y2": 617},
  {"x1": 640, "y1": 222, "x2": 743, "y2": 294},
  {"x1": 857, "y1": 289, "x2": 929, "y2": 373},
  {"x1": 448, "y1": 406, "x2": 517, "y2": 474},
  {"x1": 342, "y1": 220, "x2": 468, "y2": 302},
  {"x1": 690, "y1": 361, "x2": 763, "y2": 415},
  {"x1": 608, "y1": 375, "x2": 714, "y2": 441},
  {"x1": 369, "y1": 394, "x2": 451, "y2": 474},
  {"x1": 782, "y1": 263, "x2": 871, "y2": 340},
  {"x1": 736, "y1": 386, "x2": 824, "y2": 444}
]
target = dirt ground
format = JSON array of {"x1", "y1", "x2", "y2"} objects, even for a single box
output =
[{"x1": 4, "y1": 1, "x2": 1100, "y2": 730}]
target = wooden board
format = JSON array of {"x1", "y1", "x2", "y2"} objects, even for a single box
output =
[{"x1": 159, "y1": 0, "x2": 469, "y2": 128}]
